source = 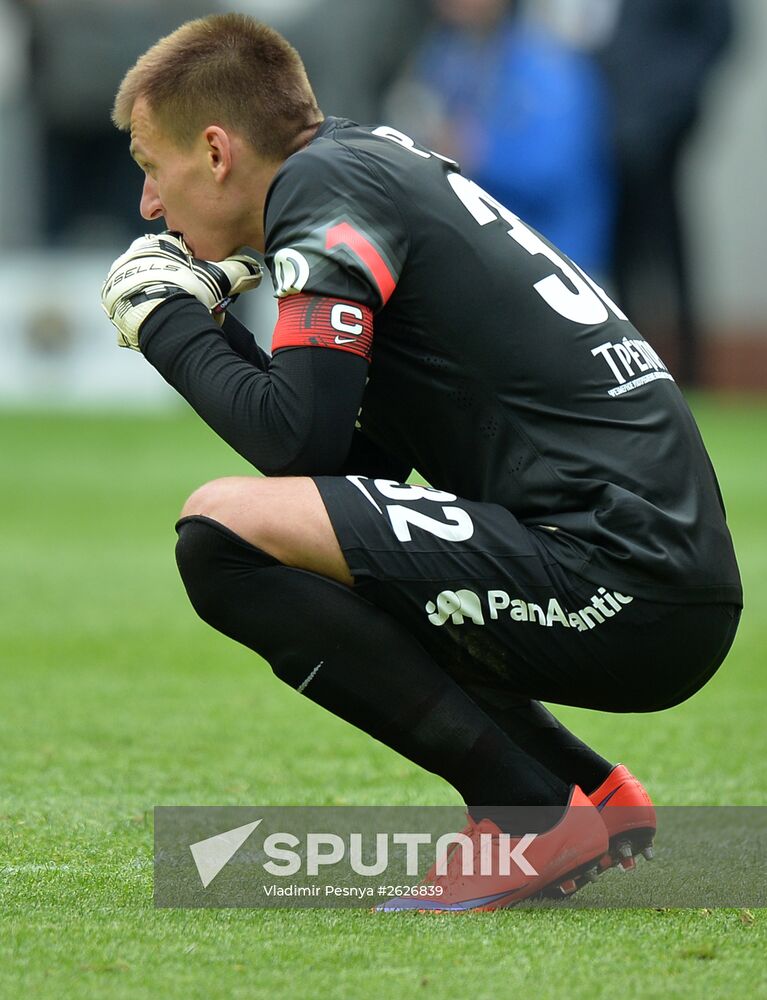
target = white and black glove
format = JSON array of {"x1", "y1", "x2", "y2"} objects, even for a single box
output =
[{"x1": 101, "y1": 231, "x2": 263, "y2": 351}]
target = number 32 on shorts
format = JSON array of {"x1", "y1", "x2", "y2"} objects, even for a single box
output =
[{"x1": 351, "y1": 478, "x2": 475, "y2": 543}]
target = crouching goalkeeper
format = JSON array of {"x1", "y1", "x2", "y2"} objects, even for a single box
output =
[{"x1": 101, "y1": 13, "x2": 742, "y2": 911}]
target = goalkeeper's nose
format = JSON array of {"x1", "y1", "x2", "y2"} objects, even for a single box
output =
[{"x1": 140, "y1": 175, "x2": 164, "y2": 222}]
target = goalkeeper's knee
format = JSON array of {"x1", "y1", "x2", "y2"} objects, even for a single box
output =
[
  {"x1": 174, "y1": 514, "x2": 347, "y2": 692},
  {"x1": 175, "y1": 514, "x2": 279, "y2": 638}
]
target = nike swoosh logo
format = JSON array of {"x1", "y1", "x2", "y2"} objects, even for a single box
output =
[
  {"x1": 345, "y1": 475, "x2": 384, "y2": 514},
  {"x1": 334, "y1": 335, "x2": 357, "y2": 345},
  {"x1": 297, "y1": 660, "x2": 324, "y2": 694},
  {"x1": 596, "y1": 785, "x2": 623, "y2": 811}
]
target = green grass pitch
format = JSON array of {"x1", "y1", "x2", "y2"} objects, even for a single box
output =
[{"x1": 1, "y1": 398, "x2": 765, "y2": 999}]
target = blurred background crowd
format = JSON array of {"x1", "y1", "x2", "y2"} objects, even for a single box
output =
[{"x1": 0, "y1": 0, "x2": 765, "y2": 405}]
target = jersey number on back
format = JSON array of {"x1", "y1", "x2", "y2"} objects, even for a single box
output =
[
  {"x1": 374, "y1": 125, "x2": 626, "y2": 326},
  {"x1": 447, "y1": 173, "x2": 626, "y2": 325}
]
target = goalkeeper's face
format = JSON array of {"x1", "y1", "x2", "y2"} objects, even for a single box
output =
[{"x1": 129, "y1": 96, "x2": 270, "y2": 260}]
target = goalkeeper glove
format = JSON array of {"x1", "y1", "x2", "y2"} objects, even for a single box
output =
[{"x1": 101, "y1": 231, "x2": 263, "y2": 351}]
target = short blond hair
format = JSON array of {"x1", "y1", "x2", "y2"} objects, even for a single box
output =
[{"x1": 113, "y1": 13, "x2": 322, "y2": 161}]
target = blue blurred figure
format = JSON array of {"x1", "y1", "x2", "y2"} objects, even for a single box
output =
[
  {"x1": 600, "y1": 0, "x2": 734, "y2": 386},
  {"x1": 534, "y1": 0, "x2": 733, "y2": 386},
  {"x1": 397, "y1": 0, "x2": 614, "y2": 276}
]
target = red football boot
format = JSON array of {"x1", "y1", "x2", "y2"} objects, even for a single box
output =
[
  {"x1": 420, "y1": 814, "x2": 477, "y2": 886},
  {"x1": 588, "y1": 764, "x2": 656, "y2": 873},
  {"x1": 376, "y1": 786, "x2": 608, "y2": 912}
]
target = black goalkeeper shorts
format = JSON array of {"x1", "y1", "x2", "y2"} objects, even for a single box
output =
[{"x1": 313, "y1": 475, "x2": 740, "y2": 713}]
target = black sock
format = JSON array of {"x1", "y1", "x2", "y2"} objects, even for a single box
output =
[
  {"x1": 174, "y1": 515, "x2": 570, "y2": 815},
  {"x1": 458, "y1": 681, "x2": 613, "y2": 794}
]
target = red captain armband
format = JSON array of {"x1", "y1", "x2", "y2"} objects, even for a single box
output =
[{"x1": 271, "y1": 293, "x2": 374, "y2": 361}]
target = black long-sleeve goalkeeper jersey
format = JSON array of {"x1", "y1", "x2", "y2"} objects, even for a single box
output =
[{"x1": 140, "y1": 116, "x2": 741, "y2": 607}]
